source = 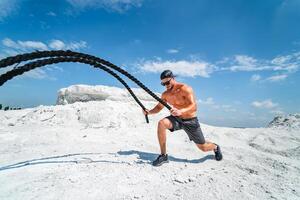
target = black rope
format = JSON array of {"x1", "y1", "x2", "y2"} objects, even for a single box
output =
[
  {"x1": 0, "y1": 50, "x2": 171, "y2": 109},
  {"x1": 0, "y1": 56, "x2": 149, "y2": 123},
  {"x1": 0, "y1": 50, "x2": 186, "y2": 124}
]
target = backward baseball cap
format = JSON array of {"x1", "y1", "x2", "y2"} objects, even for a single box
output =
[{"x1": 160, "y1": 70, "x2": 176, "y2": 80}]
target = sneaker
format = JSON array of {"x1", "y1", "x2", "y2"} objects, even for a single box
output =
[
  {"x1": 152, "y1": 154, "x2": 169, "y2": 166},
  {"x1": 214, "y1": 144, "x2": 223, "y2": 161}
]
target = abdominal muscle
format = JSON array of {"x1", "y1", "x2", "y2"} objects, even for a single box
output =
[{"x1": 171, "y1": 103, "x2": 197, "y2": 119}]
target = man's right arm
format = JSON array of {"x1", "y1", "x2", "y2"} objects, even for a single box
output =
[
  {"x1": 147, "y1": 102, "x2": 164, "y2": 115},
  {"x1": 143, "y1": 93, "x2": 167, "y2": 115}
]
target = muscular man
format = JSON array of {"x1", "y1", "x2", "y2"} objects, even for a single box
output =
[{"x1": 143, "y1": 70, "x2": 222, "y2": 166}]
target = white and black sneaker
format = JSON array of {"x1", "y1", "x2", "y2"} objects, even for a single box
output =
[{"x1": 152, "y1": 154, "x2": 169, "y2": 166}]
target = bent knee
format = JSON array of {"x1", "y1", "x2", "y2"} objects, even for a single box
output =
[{"x1": 158, "y1": 118, "x2": 172, "y2": 130}]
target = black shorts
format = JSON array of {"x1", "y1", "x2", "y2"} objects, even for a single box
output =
[{"x1": 165, "y1": 115, "x2": 205, "y2": 144}]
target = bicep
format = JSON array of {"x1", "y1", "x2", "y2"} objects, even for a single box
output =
[{"x1": 184, "y1": 87, "x2": 196, "y2": 104}]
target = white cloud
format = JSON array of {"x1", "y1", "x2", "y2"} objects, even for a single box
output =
[
  {"x1": 271, "y1": 54, "x2": 299, "y2": 72},
  {"x1": 198, "y1": 97, "x2": 214, "y2": 105},
  {"x1": 250, "y1": 74, "x2": 261, "y2": 82},
  {"x1": 49, "y1": 40, "x2": 66, "y2": 49},
  {"x1": 45, "y1": 65, "x2": 64, "y2": 72},
  {"x1": 215, "y1": 57, "x2": 230, "y2": 65},
  {"x1": 30, "y1": 65, "x2": 64, "y2": 80},
  {"x1": 23, "y1": 68, "x2": 51, "y2": 80},
  {"x1": 66, "y1": 0, "x2": 143, "y2": 13},
  {"x1": 252, "y1": 99, "x2": 278, "y2": 109},
  {"x1": 235, "y1": 55, "x2": 257, "y2": 66},
  {"x1": 2, "y1": 38, "x2": 88, "y2": 53},
  {"x1": 49, "y1": 39, "x2": 87, "y2": 50},
  {"x1": 2, "y1": 38, "x2": 18, "y2": 48},
  {"x1": 167, "y1": 49, "x2": 179, "y2": 54},
  {"x1": 0, "y1": 0, "x2": 18, "y2": 21},
  {"x1": 198, "y1": 98, "x2": 236, "y2": 112},
  {"x1": 138, "y1": 59, "x2": 215, "y2": 78},
  {"x1": 2, "y1": 49, "x2": 20, "y2": 56},
  {"x1": 47, "y1": 11, "x2": 57, "y2": 16},
  {"x1": 18, "y1": 41, "x2": 48, "y2": 50},
  {"x1": 1, "y1": 63, "x2": 60, "y2": 81},
  {"x1": 49, "y1": 40, "x2": 87, "y2": 51},
  {"x1": 1, "y1": 38, "x2": 87, "y2": 80},
  {"x1": 265, "y1": 74, "x2": 288, "y2": 82},
  {"x1": 271, "y1": 55, "x2": 292, "y2": 65},
  {"x1": 220, "y1": 51, "x2": 300, "y2": 74},
  {"x1": 226, "y1": 55, "x2": 271, "y2": 72},
  {"x1": 270, "y1": 110, "x2": 284, "y2": 115},
  {"x1": 249, "y1": 72, "x2": 289, "y2": 83},
  {"x1": 67, "y1": 41, "x2": 87, "y2": 50},
  {"x1": 220, "y1": 104, "x2": 236, "y2": 112},
  {"x1": 2, "y1": 38, "x2": 48, "y2": 51},
  {"x1": 18, "y1": 65, "x2": 65, "y2": 81}
]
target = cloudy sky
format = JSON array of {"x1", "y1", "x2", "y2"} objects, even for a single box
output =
[{"x1": 0, "y1": 0, "x2": 299, "y2": 127}]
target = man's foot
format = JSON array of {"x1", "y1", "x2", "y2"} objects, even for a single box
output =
[
  {"x1": 152, "y1": 154, "x2": 169, "y2": 166},
  {"x1": 214, "y1": 144, "x2": 223, "y2": 161}
]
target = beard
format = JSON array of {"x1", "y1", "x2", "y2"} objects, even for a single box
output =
[{"x1": 167, "y1": 85, "x2": 174, "y2": 91}]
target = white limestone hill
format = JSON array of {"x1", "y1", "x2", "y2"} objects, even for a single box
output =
[
  {"x1": 56, "y1": 84, "x2": 160, "y2": 105},
  {"x1": 268, "y1": 114, "x2": 300, "y2": 130},
  {"x1": 0, "y1": 85, "x2": 299, "y2": 200}
]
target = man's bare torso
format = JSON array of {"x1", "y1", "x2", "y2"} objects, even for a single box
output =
[{"x1": 163, "y1": 83, "x2": 197, "y2": 119}]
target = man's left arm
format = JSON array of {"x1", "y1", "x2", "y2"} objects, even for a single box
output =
[{"x1": 180, "y1": 86, "x2": 197, "y2": 115}]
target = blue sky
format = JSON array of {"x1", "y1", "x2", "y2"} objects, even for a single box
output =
[{"x1": 0, "y1": 0, "x2": 299, "y2": 127}]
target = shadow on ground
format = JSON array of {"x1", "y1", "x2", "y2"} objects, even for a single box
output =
[
  {"x1": 117, "y1": 150, "x2": 215, "y2": 164},
  {"x1": 0, "y1": 153, "x2": 117, "y2": 171},
  {"x1": 0, "y1": 150, "x2": 214, "y2": 171}
]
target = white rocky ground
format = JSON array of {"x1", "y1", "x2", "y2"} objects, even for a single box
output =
[
  {"x1": 0, "y1": 85, "x2": 299, "y2": 200},
  {"x1": 268, "y1": 114, "x2": 300, "y2": 130}
]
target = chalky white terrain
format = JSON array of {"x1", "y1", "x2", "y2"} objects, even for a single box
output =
[{"x1": 0, "y1": 85, "x2": 299, "y2": 200}]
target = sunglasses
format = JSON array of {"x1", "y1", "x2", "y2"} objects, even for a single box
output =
[{"x1": 161, "y1": 78, "x2": 173, "y2": 86}]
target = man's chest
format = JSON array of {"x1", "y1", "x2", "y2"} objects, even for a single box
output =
[{"x1": 165, "y1": 91, "x2": 187, "y2": 106}]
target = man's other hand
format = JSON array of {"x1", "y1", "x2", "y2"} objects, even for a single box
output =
[{"x1": 170, "y1": 108, "x2": 182, "y2": 116}]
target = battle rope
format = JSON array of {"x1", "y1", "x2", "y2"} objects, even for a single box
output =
[
  {"x1": 0, "y1": 56, "x2": 150, "y2": 123},
  {"x1": 0, "y1": 50, "x2": 185, "y2": 124}
]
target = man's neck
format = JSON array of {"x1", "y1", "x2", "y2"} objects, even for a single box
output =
[{"x1": 168, "y1": 83, "x2": 178, "y2": 92}]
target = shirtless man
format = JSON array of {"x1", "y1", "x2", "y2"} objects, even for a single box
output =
[{"x1": 143, "y1": 70, "x2": 222, "y2": 166}]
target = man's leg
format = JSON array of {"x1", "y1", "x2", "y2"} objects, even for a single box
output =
[
  {"x1": 157, "y1": 118, "x2": 173, "y2": 155},
  {"x1": 196, "y1": 142, "x2": 223, "y2": 161},
  {"x1": 195, "y1": 142, "x2": 217, "y2": 152}
]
